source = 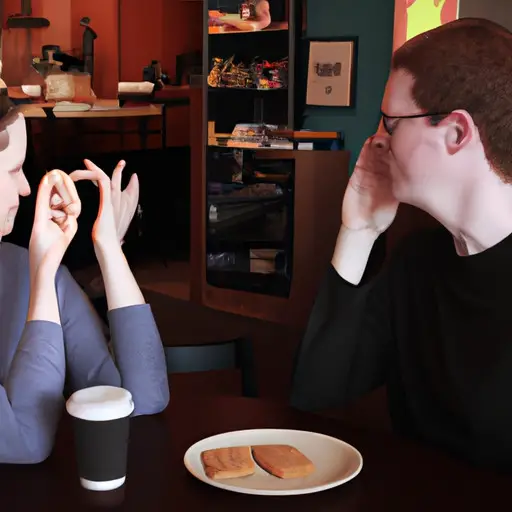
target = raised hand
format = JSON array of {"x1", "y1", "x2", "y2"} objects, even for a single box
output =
[
  {"x1": 69, "y1": 159, "x2": 139, "y2": 247},
  {"x1": 341, "y1": 134, "x2": 399, "y2": 235},
  {"x1": 29, "y1": 170, "x2": 81, "y2": 277}
]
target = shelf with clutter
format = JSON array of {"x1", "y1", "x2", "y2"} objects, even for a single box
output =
[
  {"x1": 193, "y1": 0, "x2": 351, "y2": 325},
  {"x1": 207, "y1": 120, "x2": 342, "y2": 151},
  {"x1": 207, "y1": 55, "x2": 288, "y2": 90},
  {"x1": 207, "y1": 0, "x2": 290, "y2": 134},
  {"x1": 208, "y1": 0, "x2": 287, "y2": 34}
]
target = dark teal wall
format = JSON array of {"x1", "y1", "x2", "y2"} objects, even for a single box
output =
[{"x1": 301, "y1": 0, "x2": 395, "y2": 169}]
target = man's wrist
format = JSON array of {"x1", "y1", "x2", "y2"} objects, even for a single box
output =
[{"x1": 331, "y1": 225, "x2": 379, "y2": 285}]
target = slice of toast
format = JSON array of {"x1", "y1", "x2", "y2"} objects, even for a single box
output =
[
  {"x1": 201, "y1": 446, "x2": 256, "y2": 480},
  {"x1": 252, "y1": 444, "x2": 315, "y2": 479}
]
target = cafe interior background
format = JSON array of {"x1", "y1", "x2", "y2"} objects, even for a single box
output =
[{"x1": 0, "y1": 0, "x2": 507, "y2": 422}]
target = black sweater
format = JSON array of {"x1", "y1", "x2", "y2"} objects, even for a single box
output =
[{"x1": 291, "y1": 228, "x2": 512, "y2": 471}]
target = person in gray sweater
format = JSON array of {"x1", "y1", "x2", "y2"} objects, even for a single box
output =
[{"x1": 0, "y1": 101, "x2": 169, "y2": 464}]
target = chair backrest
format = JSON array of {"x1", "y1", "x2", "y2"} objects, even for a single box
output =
[{"x1": 164, "y1": 337, "x2": 258, "y2": 397}]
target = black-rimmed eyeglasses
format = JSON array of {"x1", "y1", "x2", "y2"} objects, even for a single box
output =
[{"x1": 381, "y1": 111, "x2": 452, "y2": 135}]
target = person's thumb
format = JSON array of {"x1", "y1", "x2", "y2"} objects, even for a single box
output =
[{"x1": 34, "y1": 172, "x2": 56, "y2": 222}]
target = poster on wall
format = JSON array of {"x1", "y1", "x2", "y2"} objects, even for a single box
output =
[
  {"x1": 306, "y1": 40, "x2": 355, "y2": 107},
  {"x1": 393, "y1": 0, "x2": 460, "y2": 51}
]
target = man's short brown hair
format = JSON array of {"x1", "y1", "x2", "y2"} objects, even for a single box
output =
[{"x1": 392, "y1": 18, "x2": 512, "y2": 182}]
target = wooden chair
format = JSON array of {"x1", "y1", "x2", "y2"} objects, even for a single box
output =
[{"x1": 164, "y1": 337, "x2": 258, "y2": 398}]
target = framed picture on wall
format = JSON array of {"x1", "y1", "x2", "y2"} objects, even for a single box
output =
[{"x1": 305, "y1": 38, "x2": 357, "y2": 107}]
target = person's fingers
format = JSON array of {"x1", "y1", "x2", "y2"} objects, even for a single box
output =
[
  {"x1": 48, "y1": 170, "x2": 72, "y2": 205},
  {"x1": 70, "y1": 164, "x2": 113, "y2": 217},
  {"x1": 51, "y1": 209, "x2": 67, "y2": 225},
  {"x1": 35, "y1": 173, "x2": 55, "y2": 220},
  {"x1": 62, "y1": 214, "x2": 78, "y2": 240},
  {"x1": 96, "y1": 172, "x2": 113, "y2": 210},
  {"x1": 111, "y1": 160, "x2": 126, "y2": 191},
  {"x1": 84, "y1": 160, "x2": 115, "y2": 208},
  {"x1": 46, "y1": 170, "x2": 81, "y2": 217},
  {"x1": 58, "y1": 172, "x2": 81, "y2": 216},
  {"x1": 124, "y1": 172, "x2": 139, "y2": 202},
  {"x1": 50, "y1": 193, "x2": 63, "y2": 207},
  {"x1": 69, "y1": 168, "x2": 100, "y2": 188},
  {"x1": 84, "y1": 159, "x2": 107, "y2": 188},
  {"x1": 68, "y1": 169, "x2": 105, "y2": 184},
  {"x1": 84, "y1": 159, "x2": 106, "y2": 174}
]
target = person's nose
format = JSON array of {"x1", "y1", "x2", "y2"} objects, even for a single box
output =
[
  {"x1": 18, "y1": 169, "x2": 31, "y2": 197},
  {"x1": 371, "y1": 133, "x2": 391, "y2": 152}
]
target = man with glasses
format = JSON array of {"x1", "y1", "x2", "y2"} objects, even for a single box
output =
[{"x1": 291, "y1": 18, "x2": 512, "y2": 471}]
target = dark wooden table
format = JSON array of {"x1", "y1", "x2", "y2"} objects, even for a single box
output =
[{"x1": 0, "y1": 394, "x2": 510, "y2": 511}]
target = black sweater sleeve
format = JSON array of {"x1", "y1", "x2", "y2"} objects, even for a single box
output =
[{"x1": 290, "y1": 252, "x2": 393, "y2": 412}]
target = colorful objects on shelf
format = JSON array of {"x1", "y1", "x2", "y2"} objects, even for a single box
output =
[{"x1": 207, "y1": 56, "x2": 288, "y2": 90}]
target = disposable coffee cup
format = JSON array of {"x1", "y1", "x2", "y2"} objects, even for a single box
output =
[{"x1": 66, "y1": 385, "x2": 134, "y2": 492}]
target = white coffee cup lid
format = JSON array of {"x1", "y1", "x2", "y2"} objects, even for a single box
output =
[{"x1": 66, "y1": 385, "x2": 134, "y2": 422}]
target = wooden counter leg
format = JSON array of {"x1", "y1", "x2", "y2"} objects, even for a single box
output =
[{"x1": 138, "y1": 116, "x2": 149, "y2": 150}]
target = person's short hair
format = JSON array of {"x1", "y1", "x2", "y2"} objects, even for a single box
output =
[{"x1": 392, "y1": 18, "x2": 512, "y2": 182}]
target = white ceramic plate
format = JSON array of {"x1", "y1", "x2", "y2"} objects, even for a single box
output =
[{"x1": 183, "y1": 428, "x2": 363, "y2": 496}]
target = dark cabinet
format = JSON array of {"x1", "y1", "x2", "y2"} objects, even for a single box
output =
[{"x1": 189, "y1": 0, "x2": 351, "y2": 327}]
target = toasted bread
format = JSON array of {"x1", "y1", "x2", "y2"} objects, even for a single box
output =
[
  {"x1": 251, "y1": 444, "x2": 315, "y2": 479},
  {"x1": 201, "y1": 446, "x2": 256, "y2": 480}
]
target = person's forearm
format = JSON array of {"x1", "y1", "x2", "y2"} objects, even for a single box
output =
[
  {"x1": 1, "y1": 321, "x2": 65, "y2": 463},
  {"x1": 28, "y1": 271, "x2": 61, "y2": 324},
  {"x1": 94, "y1": 241, "x2": 145, "y2": 310},
  {"x1": 331, "y1": 225, "x2": 379, "y2": 285},
  {"x1": 92, "y1": 241, "x2": 168, "y2": 414},
  {"x1": 108, "y1": 306, "x2": 169, "y2": 415}
]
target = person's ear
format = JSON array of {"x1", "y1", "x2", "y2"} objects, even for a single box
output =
[{"x1": 444, "y1": 109, "x2": 474, "y2": 155}]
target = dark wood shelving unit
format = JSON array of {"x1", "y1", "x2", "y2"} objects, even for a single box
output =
[{"x1": 188, "y1": 1, "x2": 351, "y2": 327}]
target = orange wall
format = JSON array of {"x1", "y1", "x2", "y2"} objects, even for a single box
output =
[
  {"x1": 119, "y1": 0, "x2": 163, "y2": 81},
  {"x1": 3, "y1": 0, "x2": 118, "y2": 97},
  {"x1": 70, "y1": 0, "x2": 119, "y2": 98},
  {"x1": 3, "y1": 0, "x2": 71, "y2": 59},
  {"x1": 119, "y1": 0, "x2": 202, "y2": 82},
  {"x1": 160, "y1": 0, "x2": 202, "y2": 147},
  {"x1": 119, "y1": 0, "x2": 202, "y2": 147},
  {"x1": 161, "y1": 0, "x2": 203, "y2": 82},
  {"x1": 40, "y1": 0, "x2": 72, "y2": 51},
  {"x1": 3, "y1": 0, "x2": 202, "y2": 96},
  {"x1": 2, "y1": 0, "x2": 202, "y2": 148}
]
